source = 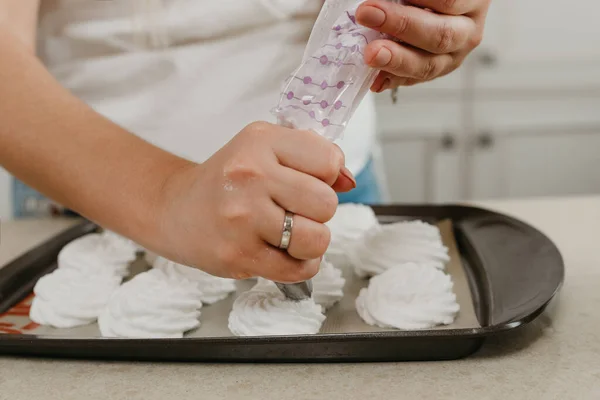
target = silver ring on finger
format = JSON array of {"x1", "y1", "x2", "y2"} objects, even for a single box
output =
[{"x1": 279, "y1": 211, "x2": 294, "y2": 250}]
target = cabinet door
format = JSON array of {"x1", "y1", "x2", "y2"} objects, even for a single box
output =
[
  {"x1": 376, "y1": 98, "x2": 464, "y2": 203},
  {"x1": 471, "y1": 98, "x2": 600, "y2": 199},
  {"x1": 380, "y1": 138, "x2": 430, "y2": 202},
  {"x1": 431, "y1": 135, "x2": 462, "y2": 203},
  {"x1": 474, "y1": 0, "x2": 600, "y2": 90},
  {"x1": 0, "y1": 168, "x2": 12, "y2": 220},
  {"x1": 381, "y1": 135, "x2": 463, "y2": 203},
  {"x1": 470, "y1": 129, "x2": 600, "y2": 199}
]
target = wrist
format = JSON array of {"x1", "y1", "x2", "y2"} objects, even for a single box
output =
[{"x1": 133, "y1": 155, "x2": 198, "y2": 256}]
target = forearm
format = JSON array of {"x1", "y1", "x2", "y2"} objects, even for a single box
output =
[
  {"x1": 0, "y1": 0, "x2": 39, "y2": 53},
  {"x1": 0, "y1": 26, "x2": 192, "y2": 244}
]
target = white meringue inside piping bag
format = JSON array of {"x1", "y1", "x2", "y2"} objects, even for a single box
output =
[
  {"x1": 351, "y1": 220, "x2": 450, "y2": 277},
  {"x1": 30, "y1": 266, "x2": 122, "y2": 328},
  {"x1": 272, "y1": 0, "x2": 403, "y2": 140},
  {"x1": 356, "y1": 263, "x2": 459, "y2": 330},
  {"x1": 228, "y1": 282, "x2": 325, "y2": 336},
  {"x1": 98, "y1": 269, "x2": 203, "y2": 338},
  {"x1": 153, "y1": 257, "x2": 237, "y2": 304},
  {"x1": 326, "y1": 203, "x2": 379, "y2": 267}
]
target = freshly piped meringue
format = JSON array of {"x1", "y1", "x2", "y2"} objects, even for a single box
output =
[
  {"x1": 144, "y1": 250, "x2": 158, "y2": 266},
  {"x1": 228, "y1": 284, "x2": 325, "y2": 336},
  {"x1": 30, "y1": 266, "x2": 122, "y2": 328},
  {"x1": 352, "y1": 220, "x2": 450, "y2": 277},
  {"x1": 101, "y1": 229, "x2": 142, "y2": 255},
  {"x1": 153, "y1": 257, "x2": 237, "y2": 304},
  {"x1": 98, "y1": 269, "x2": 203, "y2": 338},
  {"x1": 312, "y1": 258, "x2": 345, "y2": 310},
  {"x1": 356, "y1": 263, "x2": 459, "y2": 330},
  {"x1": 57, "y1": 233, "x2": 137, "y2": 278},
  {"x1": 253, "y1": 258, "x2": 344, "y2": 311},
  {"x1": 325, "y1": 203, "x2": 379, "y2": 267},
  {"x1": 253, "y1": 277, "x2": 277, "y2": 291}
]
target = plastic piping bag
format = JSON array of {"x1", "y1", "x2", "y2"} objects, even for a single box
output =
[{"x1": 273, "y1": 0, "x2": 403, "y2": 140}]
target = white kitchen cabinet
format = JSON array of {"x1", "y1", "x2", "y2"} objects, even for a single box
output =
[
  {"x1": 375, "y1": 95, "x2": 463, "y2": 136},
  {"x1": 376, "y1": 96, "x2": 464, "y2": 203},
  {"x1": 469, "y1": 98, "x2": 600, "y2": 199},
  {"x1": 469, "y1": 128, "x2": 600, "y2": 199},
  {"x1": 375, "y1": 0, "x2": 600, "y2": 203},
  {"x1": 475, "y1": 0, "x2": 600, "y2": 91},
  {"x1": 0, "y1": 168, "x2": 12, "y2": 220},
  {"x1": 387, "y1": 67, "x2": 466, "y2": 100},
  {"x1": 380, "y1": 138, "x2": 430, "y2": 202},
  {"x1": 472, "y1": 97, "x2": 600, "y2": 132},
  {"x1": 380, "y1": 134, "x2": 463, "y2": 203}
]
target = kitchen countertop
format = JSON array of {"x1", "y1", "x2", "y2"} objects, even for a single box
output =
[{"x1": 0, "y1": 196, "x2": 598, "y2": 400}]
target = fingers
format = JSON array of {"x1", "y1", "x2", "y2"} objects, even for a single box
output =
[
  {"x1": 242, "y1": 122, "x2": 354, "y2": 189},
  {"x1": 257, "y1": 202, "x2": 331, "y2": 261},
  {"x1": 402, "y1": 0, "x2": 482, "y2": 16},
  {"x1": 267, "y1": 125, "x2": 347, "y2": 186},
  {"x1": 371, "y1": 71, "x2": 421, "y2": 92},
  {"x1": 357, "y1": 1, "x2": 476, "y2": 54},
  {"x1": 269, "y1": 165, "x2": 339, "y2": 223},
  {"x1": 331, "y1": 166, "x2": 357, "y2": 193},
  {"x1": 365, "y1": 39, "x2": 455, "y2": 82},
  {"x1": 250, "y1": 247, "x2": 321, "y2": 283}
]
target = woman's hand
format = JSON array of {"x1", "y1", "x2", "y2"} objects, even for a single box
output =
[
  {"x1": 356, "y1": 0, "x2": 491, "y2": 90},
  {"x1": 153, "y1": 122, "x2": 356, "y2": 283}
]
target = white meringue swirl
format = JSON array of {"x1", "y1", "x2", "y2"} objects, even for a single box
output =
[
  {"x1": 253, "y1": 258, "x2": 344, "y2": 311},
  {"x1": 30, "y1": 267, "x2": 122, "y2": 328},
  {"x1": 228, "y1": 284, "x2": 325, "y2": 336},
  {"x1": 98, "y1": 269, "x2": 203, "y2": 338},
  {"x1": 58, "y1": 233, "x2": 137, "y2": 277},
  {"x1": 356, "y1": 263, "x2": 460, "y2": 330},
  {"x1": 312, "y1": 258, "x2": 345, "y2": 310},
  {"x1": 325, "y1": 203, "x2": 379, "y2": 267},
  {"x1": 352, "y1": 220, "x2": 450, "y2": 277},
  {"x1": 101, "y1": 229, "x2": 142, "y2": 254},
  {"x1": 153, "y1": 257, "x2": 237, "y2": 304}
]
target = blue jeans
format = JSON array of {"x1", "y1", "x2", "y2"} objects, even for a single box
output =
[{"x1": 337, "y1": 159, "x2": 382, "y2": 205}]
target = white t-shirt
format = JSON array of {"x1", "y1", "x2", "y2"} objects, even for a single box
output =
[{"x1": 37, "y1": 0, "x2": 376, "y2": 175}]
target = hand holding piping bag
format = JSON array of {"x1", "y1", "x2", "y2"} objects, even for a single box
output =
[
  {"x1": 273, "y1": 0, "x2": 404, "y2": 141},
  {"x1": 357, "y1": 0, "x2": 491, "y2": 91},
  {"x1": 271, "y1": 1, "x2": 402, "y2": 298}
]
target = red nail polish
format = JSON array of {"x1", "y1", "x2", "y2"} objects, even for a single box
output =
[
  {"x1": 378, "y1": 78, "x2": 391, "y2": 93},
  {"x1": 340, "y1": 166, "x2": 357, "y2": 188}
]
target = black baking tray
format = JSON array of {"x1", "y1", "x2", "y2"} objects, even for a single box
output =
[{"x1": 0, "y1": 205, "x2": 564, "y2": 362}]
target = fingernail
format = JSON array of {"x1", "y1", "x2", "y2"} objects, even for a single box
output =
[
  {"x1": 371, "y1": 77, "x2": 385, "y2": 92},
  {"x1": 377, "y1": 78, "x2": 391, "y2": 93},
  {"x1": 358, "y1": 6, "x2": 386, "y2": 27},
  {"x1": 372, "y1": 47, "x2": 392, "y2": 67},
  {"x1": 340, "y1": 166, "x2": 357, "y2": 188}
]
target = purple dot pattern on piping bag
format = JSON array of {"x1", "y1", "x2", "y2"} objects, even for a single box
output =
[{"x1": 272, "y1": 5, "x2": 388, "y2": 141}]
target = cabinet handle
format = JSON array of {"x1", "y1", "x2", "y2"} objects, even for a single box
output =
[
  {"x1": 478, "y1": 51, "x2": 497, "y2": 67},
  {"x1": 440, "y1": 133, "x2": 455, "y2": 150},
  {"x1": 477, "y1": 132, "x2": 494, "y2": 149}
]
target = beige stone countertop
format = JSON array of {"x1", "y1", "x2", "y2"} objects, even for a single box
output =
[{"x1": 0, "y1": 196, "x2": 598, "y2": 400}]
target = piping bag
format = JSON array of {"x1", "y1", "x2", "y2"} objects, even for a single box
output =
[{"x1": 271, "y1": 0, "x2": 402, "y2": 301}]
